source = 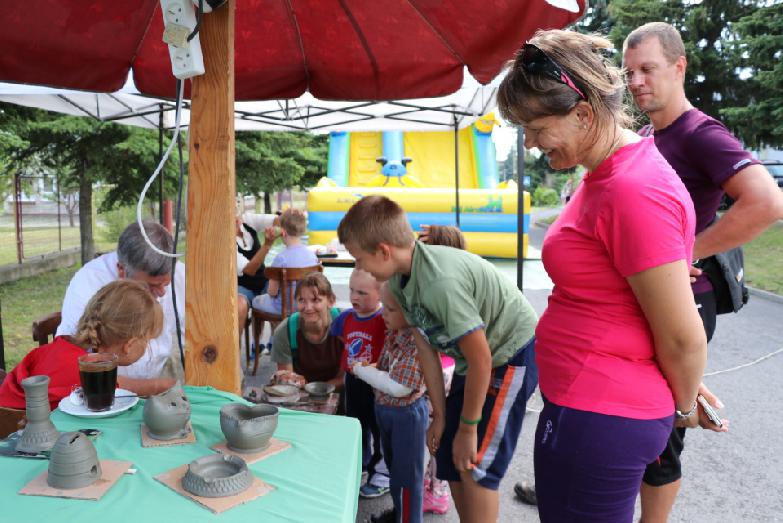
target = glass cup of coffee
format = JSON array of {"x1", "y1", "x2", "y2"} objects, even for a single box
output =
[{"x1": 78, "y1": 353, "x2": 118, "y2": 411}]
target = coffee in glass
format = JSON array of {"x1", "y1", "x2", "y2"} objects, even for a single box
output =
[{"x1": 78, "y1": 353, "x2": 118, "y2": 411}]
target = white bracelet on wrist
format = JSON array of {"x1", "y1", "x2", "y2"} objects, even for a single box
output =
[{"x1": 675, "y1": 400, "x2": 698, "y2": 419}]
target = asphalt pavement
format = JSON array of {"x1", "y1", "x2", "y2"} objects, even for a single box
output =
[{"x1": 269, "y1": 207, "x2": 783, "y2": 523}]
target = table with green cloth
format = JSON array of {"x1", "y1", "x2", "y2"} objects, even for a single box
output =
[{"x1": 2, "y1": 386, "x2": 361, "y2": 523}]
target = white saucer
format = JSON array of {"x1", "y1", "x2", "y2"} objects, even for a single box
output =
[{"x1": 58, "y1": 388, "x2": 139, "y2": 418}]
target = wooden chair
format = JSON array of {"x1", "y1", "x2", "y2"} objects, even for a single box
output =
[
  {"x1": 0, "y1": 311, "x2": 63, "y2": 438},
  {"x1": 0, "y1": 406, "x2": 25, "y2": 439},
  {"x1": 32, "y1": 311, "x2": 62, "y2": 346},
  {"x1": 250, "y1": 264, "x2": 323, "y2": 376},
  {"x1": 0, "y1": 363, "x2": 24, "y2": 439}
]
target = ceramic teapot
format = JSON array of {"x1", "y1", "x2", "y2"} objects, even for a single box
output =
[
  {"x1": 142, "y1": 384, "x2": 191, "y2": 440},
  {"x1": 220, "y1": 403, "x2": 278, "y2": 453},
  {"x1": 47, "y1": 431, "x2": 101, "y2": 489}
]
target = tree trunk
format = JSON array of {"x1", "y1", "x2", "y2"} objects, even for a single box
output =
[
  {"x1": 78, "y1": 168, "x2": 95, "y2": 264},
  {"x1": 263, "y1": 192, "x2": 272, "y2": 214},
  {"x1": 66, "y1": 194, "x2": 76, "y2": 227}
]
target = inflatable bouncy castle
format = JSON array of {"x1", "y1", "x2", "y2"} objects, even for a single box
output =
[{"x1": 307, "y1": 114, "x2": 529, "y2": 258}]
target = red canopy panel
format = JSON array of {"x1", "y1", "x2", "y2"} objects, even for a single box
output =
[{"x1": 0, "y1": 0, "x2": 585, "y2": 101}]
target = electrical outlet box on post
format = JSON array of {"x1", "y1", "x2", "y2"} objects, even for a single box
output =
[{"x1": 159, "y1": 0, "x2": 205, "y2": 80}]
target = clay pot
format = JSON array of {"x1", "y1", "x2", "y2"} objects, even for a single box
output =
[
  {"x1": 47, "y1": 431, "x2": 102, "y2": 489},
  {"x1": 16, "y1": 375, "x2": 59, "y2": 453},
  {"x1": 219, "y1": 403, "x2": 278, "y2": 453},
  {"x1": 143, "y1": 385, "x2": 191, "y2": 440},
  {"x1": 304, "y1": 381, "x2": 335, "y2": 398},
  {"x1": 182, "y1": 454, "x2": 252, "y2": 498}
]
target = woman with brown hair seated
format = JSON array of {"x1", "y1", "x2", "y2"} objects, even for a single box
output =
[{"x1": 270, "y1": 272, "x2": 344, "y2": 391}]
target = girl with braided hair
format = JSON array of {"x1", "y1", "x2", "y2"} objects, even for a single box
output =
[{"x1": 0, "y1": 280, "x2": 173, "y2": 410}]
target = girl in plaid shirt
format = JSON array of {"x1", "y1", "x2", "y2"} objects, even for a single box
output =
[{"x1": 353, "y1": 283, "x2": 427, "y2": 523}]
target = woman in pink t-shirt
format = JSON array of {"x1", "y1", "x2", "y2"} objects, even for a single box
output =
[{"x1": 497, "y1": 30, "x2": 707, "y2": 522}]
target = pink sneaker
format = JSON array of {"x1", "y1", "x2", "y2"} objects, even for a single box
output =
[{"x1": 423, "y1": 487, "x2": 449, "y2": 514}]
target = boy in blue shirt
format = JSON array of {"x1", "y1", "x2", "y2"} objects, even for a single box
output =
[{"x1": 331, "y1": 268, "x2": 389, "y2": 497}]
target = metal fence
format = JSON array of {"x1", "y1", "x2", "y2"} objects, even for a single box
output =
[{"x1": 2, "y1": 173, "x2": 80, "y2": 266}]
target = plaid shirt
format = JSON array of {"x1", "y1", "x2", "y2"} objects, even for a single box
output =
[{"x1": 375, "y1": 329, "x2": 426, "y2": 407}]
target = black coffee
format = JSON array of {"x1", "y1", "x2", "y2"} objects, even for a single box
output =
[{"x1": 80, "y1": 367, "x2": 117, "y2": 411}]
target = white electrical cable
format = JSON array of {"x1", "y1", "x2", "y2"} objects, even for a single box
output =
[
  {"x1": 522, "y1": 347, "x2": 783, "y2": 415},
  {"x1": 136, "y1": 80, "x2": 185, "y2": 258},
  {"x1": 704, "y1": 347, "x2": 783, "y2": 377}
]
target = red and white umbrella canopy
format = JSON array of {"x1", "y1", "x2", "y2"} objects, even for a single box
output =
[{"x1": 0, "y1": 0, "x2": 584, "y2": 101}]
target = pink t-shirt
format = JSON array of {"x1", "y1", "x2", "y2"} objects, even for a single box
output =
[{"x1": 536, "y1": 137, "x2": 696, "y2": 420}]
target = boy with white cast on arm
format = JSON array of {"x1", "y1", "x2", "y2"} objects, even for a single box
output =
[
  {"x1": 338, "y1": 195, "x2": 538, "y2": 523},
  {"x1": 352, "y1": 283, "x2": 427, "y2": 523}
]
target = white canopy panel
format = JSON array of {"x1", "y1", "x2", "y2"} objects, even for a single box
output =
[{"x1": 0, "y1": 68, "x2": 503, "y2": 133}]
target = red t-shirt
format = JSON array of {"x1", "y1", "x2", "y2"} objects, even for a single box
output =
[
  {"x1": 0, "y1": 336, "x2": 87, "y2": 410},
  {"x1": 536, "y1": 138, "x2": 696, "y2": 420},
  {"x1": 331, "y1": 309, "x2": 386, "y2": 373}
]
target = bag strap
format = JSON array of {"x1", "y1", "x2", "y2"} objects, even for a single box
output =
[{"x1": 287, "y1": 307, "x2": 341, "y2": 352}]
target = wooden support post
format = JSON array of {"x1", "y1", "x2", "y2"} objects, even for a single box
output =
[{"x1": 184, "y1": 0, "x2": 240, "y2": 393}]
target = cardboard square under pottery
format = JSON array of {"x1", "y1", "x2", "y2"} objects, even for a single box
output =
[
  {"x1": 211, "y1": 437, "x2": 291, "y2": 465},
  {"x1": 154, "y1": 463, "x2": 273, "y2": 514},
  {"x1": 19, "y1": 460, "x2": 132, "y2": 500},
  {"x1": 141, "y1": 421, "x2": 196, "y2": 447}
]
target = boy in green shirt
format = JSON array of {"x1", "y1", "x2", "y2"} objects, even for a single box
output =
[{"x1": 338, "y1": 195, "x2": 538, "y2": 523}]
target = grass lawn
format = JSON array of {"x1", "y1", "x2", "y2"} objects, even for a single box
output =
[
  {"x1": 1, "y1": 265, "x2": 77, "y2": 370},
  {"x1": 743, "y1": 221, "x2": 783, "y2": 295},
  {"x1": 0, "y1": 226, "x2": 116, "y2": 265},
  {"x1": 0, "y1": 226, "x2": 80, "y2": 265}
]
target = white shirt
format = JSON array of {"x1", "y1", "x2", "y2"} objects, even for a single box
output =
[
  {"x1": 236, "y1": 213, "x2": 277, "y2": 276},
  {"x1": 56, "y1": 251, "x2": 186, "y2": 379}
]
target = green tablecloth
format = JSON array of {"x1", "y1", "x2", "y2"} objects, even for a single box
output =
[{"x1": 2, "y1": 386, "x2": 361, "y2": 522}]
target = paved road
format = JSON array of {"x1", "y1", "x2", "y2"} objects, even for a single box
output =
[{"x1": 254, "y1": 208, "x2": 783, "y2": 523}]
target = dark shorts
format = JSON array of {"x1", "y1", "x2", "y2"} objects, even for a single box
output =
[
  {"x1": 536, "y1": 399, "x2": 673, "y2": 522},
  {"x1": 643, "y1": 290, "x2": 716, "y2": 487},
  {"x1": 435, "y1": 337, "x2": 537, "y2": 490}
]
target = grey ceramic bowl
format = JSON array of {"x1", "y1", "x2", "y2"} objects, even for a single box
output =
[
  {"x1": 47, "y1": 432, "x2": 102, "y2": 490},
  {"x1": 220, "y1": 403, "x2": 278, "y2": 453},
  {"x1": 264, "y1": 384, "x2": 299, "y2": 397},
  {"x1": 304, "y1": 381, "x2": 335, "y2": 397},
  {"x1": 182, "y1": 454, "x2": 252, "y2": 498}
]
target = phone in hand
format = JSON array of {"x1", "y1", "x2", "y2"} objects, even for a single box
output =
[{"x1": 697, "y1": 394, "x2": 723, "y2": 428}]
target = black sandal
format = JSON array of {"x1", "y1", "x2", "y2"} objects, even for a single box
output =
[{"x1": 514, "y1": 481, "x2": 538, "y2": 505}]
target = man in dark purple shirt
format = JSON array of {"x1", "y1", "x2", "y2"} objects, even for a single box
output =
[{"x1": 623, "y1": 22, "x2": 783, "y2": 523}]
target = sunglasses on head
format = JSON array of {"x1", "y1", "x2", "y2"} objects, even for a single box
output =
[{"x1": 521, "y1": 43, "x2": 586, "y2": 101}]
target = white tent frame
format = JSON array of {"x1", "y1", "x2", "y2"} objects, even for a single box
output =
[{"x1": 0, "y1": 68, "x2": 503, "y2": 132}]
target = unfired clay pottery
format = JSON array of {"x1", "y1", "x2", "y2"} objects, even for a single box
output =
[
  {"x1": 143, "y1": 385, "x2": 191, "y2": 440},
  {"x1": 47, "y1": 431, "x2": 102, "y2": 489},
  {"x1": 16, "y1": 375, "x2": 59, "y2": 453},
  {"x1": 264, "y1": 384, "x2": 299, "y2": 397},
  {"x1": 182, "y1": 454, "x2": 252, "y2": 498},
  {"x1": 304, "y1": 381, "x2": 335, "y2": 397},
  {"x1": 220, "y1": 403, "x2": 278, "y2": 453}
]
